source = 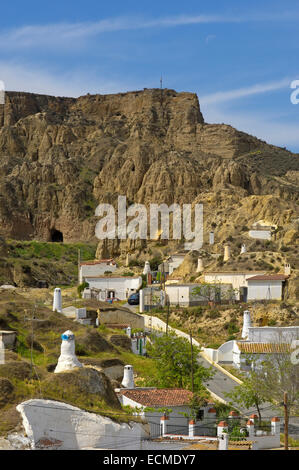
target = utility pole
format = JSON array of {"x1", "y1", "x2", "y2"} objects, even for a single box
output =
[
  {"x1": 78, "y1": 248, "x2": 81, "y2": 286},
  {"x1": 23, "y1": 307, "x2": 43, "y2": 396},
  {"x1": 190, "y1": 330, "x2": 194, "y2": 393},
  {"x1": 284, "y1": 391, "x2": 289, "y2": 450},
  {"x1": 166, "y1": 298, "x2": 170, "y2": 336}
]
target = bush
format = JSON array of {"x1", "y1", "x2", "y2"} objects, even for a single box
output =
[
  {"x1": 206, "y1": 310, "x2": 221, "y2": 319},
  {"x1": 149, "y1": 256, "x2": 162, "y2": 271},
  {"x1": 77, "y1": 281, "x2": 89, "y2": 298}
]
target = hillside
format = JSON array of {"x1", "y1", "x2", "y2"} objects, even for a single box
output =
[
  {"x1": 0, "y1": 89, "x2": 298, "y2": 249},
  {"x1": 0, "y1": 88, "x2": 298, "y2": 297},
  {"x1": 0, "y1": 288, "x2": 157, "y2": 436}
]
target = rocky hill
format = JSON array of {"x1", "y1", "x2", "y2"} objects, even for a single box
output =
[{"x1": 0, "y1": 88, "x2": 297, "y2": 247}]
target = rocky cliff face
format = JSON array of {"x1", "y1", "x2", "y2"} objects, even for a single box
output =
[{"x1": 0, "y1": 88, "x2": 298, "y2": 251}]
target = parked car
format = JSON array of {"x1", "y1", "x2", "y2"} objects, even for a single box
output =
[{"x1": 128, "y1": 292, "x2": 139, "y2": 305}]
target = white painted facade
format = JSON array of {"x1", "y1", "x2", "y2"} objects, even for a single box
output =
[
  {"x1": 83, "y1": 276, "x2": 142, "y2": 301},
  {"x1": 80, "y1": 260, "x2": 117, "y2": 283},
  {"x1": 248, "y1": 326, "x2": 299, "y2": 343},
  {"x1": 248, "y1": 229, "x2": 272, "y2": 240},
  {"x1": 247, "y1": 279, "x2": 283, "y2": 300},
  {"x1": 165, "y1": 283, "x2": 232, "y2": 306},
  {"x1": 204, "y1": 271, "x2": 264, "y2": 300}
]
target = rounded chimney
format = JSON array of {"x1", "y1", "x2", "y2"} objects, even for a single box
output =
[
  {"x1": 122, "y1": 365, "x2": 135, "y2": 388},
  {"x1": 242, "y1": 310, "x2": 251, "y2": 339},
  {"x1": 53, "y1": 287, "x2": 62, "y2": 313},
  {"x1": 196, "y1": 257, "x2": 204, "y2": 273}
]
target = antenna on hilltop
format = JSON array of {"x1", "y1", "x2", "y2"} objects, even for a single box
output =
[{"x1": 160, "y1": 74, "x2": 163, "y2": 90}]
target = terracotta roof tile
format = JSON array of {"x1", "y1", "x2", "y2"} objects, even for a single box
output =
[
  {"x1": 236, "y1": 342, "x2": 291, "y2": 354},
  {"x1": 118, "y1": 388, "x2": 194, "y2": 406},
  {"x1": 246, "y1": 274, "x2": 288, "y2": 281},
  {"x1": 81, "y1": 259, "x2": 116, "y2": 266}
]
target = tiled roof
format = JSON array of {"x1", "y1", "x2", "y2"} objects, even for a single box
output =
[
  {"x1": 81, "y1": 259, "x2": 116, "y2": 266},
  {"x1": 104, "y1": 323, "x2": 129, "y2": 329},
  {"x1": 118, "y1": 388, "x2": 194, "y2": 406},
  {"x1": 246, "y1": 274, "x2": 288, "y2": 281},
  {"x1": 236, "y1": 342, "x2": 291, "y2": 354}
]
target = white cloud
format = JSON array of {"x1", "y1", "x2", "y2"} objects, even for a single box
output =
[
  {"x1": 202, "y1": 103, "x2": 299, "y2": 149},
  {"x1": 199, "y1": 78, "x2": 291, "y2": 105},
  {"x1": 0, "y1": 61, "x2": 137, "y2": 97},
  {"x1": 1, "y1": 11, "x2": 299, "y2": 50}
]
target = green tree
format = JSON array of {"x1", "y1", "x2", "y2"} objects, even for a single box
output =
[
  {"x1": 224, "y1": 374, "x2": 267, "y2": 424},
  {"x1": 147, "y1": 331, "x2": 214, "y2": 390},
  {"x1": 77, "y1": 281, "x2": 89, "y2": 298},
  {"x1": 192, "y1": 283, "x2": 221, "y2": 303}
]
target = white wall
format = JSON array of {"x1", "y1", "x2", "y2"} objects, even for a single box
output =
[
  {"x1": 16, "y1": 399, "x2": 149, "y2": 450},
  {"x1": 248, "y1": 326, "x2": 299, "y2": 343},
  {"x1": 80, "y1": 263, "x2": 117, "y2": 283},
  {"x1": 84, "y1": 277, "x2": 142, "y2": 301},
  {"x1": 217, "y1": 341, "x2": 235, "y2": 363},
  {"x1": 248, "y1": 230, "x2": 272, "y2": 240},
  {"x1": 204, "y1": 272, "x2": 263, "y2": 300},
  {"x1": 247, "y1": 280, "x2": 282, "y2": 300}
]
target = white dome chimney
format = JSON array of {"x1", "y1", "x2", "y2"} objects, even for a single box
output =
[
  {"x1": 53, "y1": 288, "x2": 62, "y2": 313},
  {"x1": 224, "y1": 244, "x2": 231, "y2": 262},
  {"x1": 196, "y1": 257, "x2": 204, "y2": 273},
  {"x1": 242, "y1": 310, "x2": 251, "y2": 339},
  {"x1": 121, "y1": 365, "x2": 135, "y2": 388},
  {"x1": 240, "y1": 244, "x2": 247, "y2": 254},
  {"x1": 54, "y1": 330, "x2": 82, "y2": 373},
  {"x1": 143, "y1": 261, "x2": 151, "y2": 275}
]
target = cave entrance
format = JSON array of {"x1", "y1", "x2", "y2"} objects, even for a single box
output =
[{"x1": 50, "y1": 229, "x2": 63, "y2": 242}]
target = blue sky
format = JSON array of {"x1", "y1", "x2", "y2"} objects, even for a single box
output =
[{"x1": 1, "y1": 0, "x2": 299, "y2": 151}]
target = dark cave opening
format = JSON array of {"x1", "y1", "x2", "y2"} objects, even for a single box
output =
[{"x1": 50, "y1": 229, "x2": 63, "y2": 242}]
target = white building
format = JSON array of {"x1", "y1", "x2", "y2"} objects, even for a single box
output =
[
  {"x1": 79, "y1": 259, "x2": 117, "y2": 284},
  {"x1": 232, "y1": 340, "x2": 291, "y2": 370},
  {"x1": 139, "y1": 287, "x2": 166, "y2": 313},
  {"x1": 82, "y1": 276, "x2": 142, "y2": 301},
  {"x1": 204, "y1": 271, "x2": 288, "y2": 301},
  {"x1": 117, "y1": 388, "x2": 215, "y2": 438},
  {"x1": 203, "y1": 312, "x2": 299, "y2": 370},
  {"x1": 248, "y1": 222, "x2": 276, "y2": 240},
  {"x1": 165, "y1": 283, "x2": 232, "y2": 307},
  {"x1": 246, "y1": 274, "x2": 288, "y2": 301}
]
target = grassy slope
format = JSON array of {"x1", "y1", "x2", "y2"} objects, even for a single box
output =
[
  {"x1": 0, "y1": 290, "x2": 157, "y2": 435},
  {"x1": 0, "y1": 240, "x2": 97, "y2": 286}
]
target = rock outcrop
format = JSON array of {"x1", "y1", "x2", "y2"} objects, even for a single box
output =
[
  {"x1": 16, "y1": 399, "x2": 149, "y2": 450},
  {"x1": 0, "y1": 88, "x2": 297, "y2": 247}
]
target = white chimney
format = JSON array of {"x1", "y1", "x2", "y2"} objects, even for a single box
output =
[
  {"x1": 284, "y1": 264, "x2": 291, "y2": 276},
  {"x1": 143, "y1": 261, "x2": 151, "y2": 275},
  {"x1": 54, "y1": 330, "x2": 82, "y2": 373},
  {"x1": 196, "y1": 257, "x2": 204, "y2": 273},
  {"x1": 126, "y1": 326, "x2": 132, "y2": 338},
  {"x1": 121, "y1": 365, "x2": 135, "y2": 388},
  {"x1": 53, "y1": 288, "x2": 62, "y2": 313},
  {"x1": 209, "y1": 232, "x2": 214, "y2": 245},
  {"x1": 242, "y1": 310, "x2": 251, "y2": 339},
  {"x1": 224, "y1": 244, "x2": 231, "y2": 262},
  {"x1": 240, "y1": 244, "x2": 247, "y2": 254}
]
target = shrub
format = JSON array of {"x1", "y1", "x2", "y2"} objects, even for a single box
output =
[
  {"x1": 77, "y1": 281, "x2": 89, "y2": 298},
  {"x1": 206, "y1": 310, "x2": 221, "y2": 319}
]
